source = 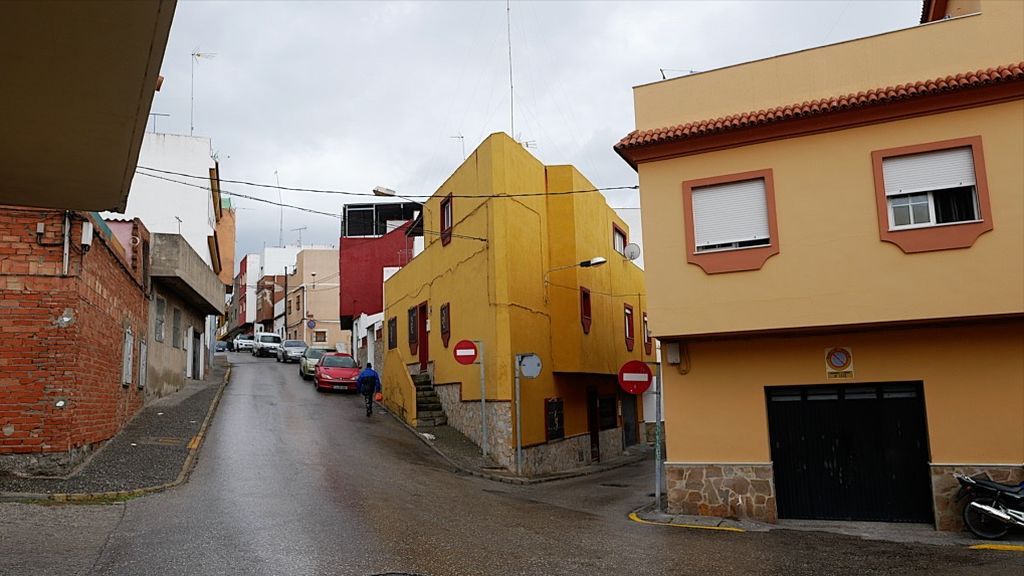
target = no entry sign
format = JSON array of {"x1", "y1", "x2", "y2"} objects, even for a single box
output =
[
  {"x1": 453, "y1": 340, "x2": 478, "y2": 365},
  {"x1": 618, "y1": 360, "x2": 653, "y2": 395}
]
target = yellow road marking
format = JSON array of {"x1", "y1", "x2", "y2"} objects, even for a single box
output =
[
  {"x1": 628, "y1": 511, "x2": 746, "y2": 533},
  {"x1": 187, "y1": 435, "x2": 201, "y2": 450},
  {"x1": 969, "y1": 544, "x2": 1024, "y2": 552}
]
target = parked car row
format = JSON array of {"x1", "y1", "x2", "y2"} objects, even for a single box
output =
[{"x1": 226, "y1": 336, "x2": 365, "y2": 394}]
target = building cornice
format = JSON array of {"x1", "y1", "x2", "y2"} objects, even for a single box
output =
[{"x1": 615, "y1": 62, "x2": 1024, "y2": 169}]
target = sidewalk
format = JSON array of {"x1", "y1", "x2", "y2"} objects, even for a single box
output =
[
  {"x1": 397, "y1": 415, "x2": 652, "y2": 485},
  {"x1": 0, "y1": 357, "x2": 230, "y2": 501}
]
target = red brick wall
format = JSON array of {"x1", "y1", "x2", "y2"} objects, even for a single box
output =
[{"x1": 0, "y1": 207, "x2": 148, "y2": 466}]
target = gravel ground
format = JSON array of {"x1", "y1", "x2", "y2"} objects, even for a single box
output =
[{"x1": 0, "y1": 361, "x2": 227, "y2": 495}]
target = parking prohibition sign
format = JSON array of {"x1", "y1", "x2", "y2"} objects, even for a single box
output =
[
  {"x1": 453, "y1": 340, "x2": 478, "y2": 365},
  {"x1": 618, "y1": 360, "x2": 653, "y2": 395}
]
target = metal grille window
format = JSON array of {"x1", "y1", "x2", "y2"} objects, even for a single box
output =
[
  {"x1": 598, "y1": 395, "x2": 617, "y2": 430},
  {"x1": 691, "y1": 178, "x2": 770, "y2": 252},
  {"x1": 314, "y1": 330, "x2": 327, "y2": 343},
  {"x1": 154, "y1": 298, "x2": 166, "y2": 342},
  {"x1": 138, "y1": 341, "x2": 147, "y2": 389},
  {"x1": 122, "y1": 328, "x2": 134, "y2": 386},
  {"x1": 440, "y1": 303, "x2": 451, "y2": 348},
  {"x1": 387, "y1": 317, "x2": 397, "y2": 349},
  {"x1": 545, "y1": 398, "x2": 564, "y2": 441},
  {"x1": 643, "y1": 312, "x2": 652, "y2": 355},
  {"x1": 408, "y1": 307, "x2": 418, "y2": 344},
  {"x1": 172, "y1": 308, "x2": 182, "y2": 348},
  {"x1": 883, "y1": 146, "x2": 979, "y2": 230}
]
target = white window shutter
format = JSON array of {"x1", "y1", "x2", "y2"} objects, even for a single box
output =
[
  {"x1": 882, "y1": 147, "x2": 975, "y2": 196},
  {"x1": 691, "y1": 178, "x2": 770, "y2": 248},
  {"x1": 122, "y1": 329, "x2": 134, "y2": 385}
]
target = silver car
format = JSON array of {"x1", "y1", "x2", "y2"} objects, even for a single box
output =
[{"x1": 276, "y1": 340, "x2": 308, "y2": 363}]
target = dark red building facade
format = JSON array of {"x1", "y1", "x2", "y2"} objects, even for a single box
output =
[{"x1": 339, "y1": 221, "x2": 415, "y2": 328}]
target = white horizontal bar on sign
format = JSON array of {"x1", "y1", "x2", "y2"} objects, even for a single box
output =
[
  {"x1": 622, "y1": 373, "x2": 650, "y2": 382},
  {"x1": 455, "y1": 349, "x2": 475, "y2": 356}
]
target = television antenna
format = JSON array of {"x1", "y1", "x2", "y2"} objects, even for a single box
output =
[
  {"x1": 291, "y1": 226, "x2": 307, "y2": 246},
  {"x1": 190, "y1": 49, "x2": 217, "y2": 135},
  {"x1": 450, "y1": 134, "x2": 466, "y2": 160}
]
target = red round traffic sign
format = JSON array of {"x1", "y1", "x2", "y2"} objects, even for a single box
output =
[
  {"x1": 453, "y1": 340, "x2": 478, "y2": 365},
  {"x1": 618, "y1": 360, "x2": 653, "y2": 395}
]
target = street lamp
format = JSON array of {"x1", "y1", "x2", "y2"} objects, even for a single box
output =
[{"x1": 543, "y1": 256, "x2": 607, "y2": 302}]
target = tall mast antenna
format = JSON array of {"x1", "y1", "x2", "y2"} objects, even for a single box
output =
[
  {"x1": 190, "y1": 49, "x2": 217, "y2": 136},
  {"x1": 507, "y1": 0, "x2": 514, "y2": 141},
  {"x1": 275, "y1": 170, "x2": 284, "y2": 247}
]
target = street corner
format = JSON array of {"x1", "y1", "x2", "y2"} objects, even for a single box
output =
[{"x1": 628, "y1": 506, "x2": 753, "y2": 534}]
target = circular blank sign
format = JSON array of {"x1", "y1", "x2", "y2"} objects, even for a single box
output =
[{"x1": 519, "y1": 354, "x2": 542, "y2": 379}]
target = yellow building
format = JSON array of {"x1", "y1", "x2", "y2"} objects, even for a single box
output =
[
  {"x1": 616, "y1": 0, "x2": 1023, "y2": 530},
  {"x1": 383, "y1": 133, "x2": 650, "y2": 476}
]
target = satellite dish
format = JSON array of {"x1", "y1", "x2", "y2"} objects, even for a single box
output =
[{"x1": 623, "y1": 243, "x2": 641, "y2": 261}]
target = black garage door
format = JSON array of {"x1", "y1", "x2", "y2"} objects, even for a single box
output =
[{"x1": 766, "y1": 382, "x2": 933, "y2": 523}]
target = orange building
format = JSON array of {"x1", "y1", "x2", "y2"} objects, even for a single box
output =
[{"x1": 616, "y1": 0, "x2": 1023, "y2": 530}]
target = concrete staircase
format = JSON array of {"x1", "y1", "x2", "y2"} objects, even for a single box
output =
[{"x1": 413, "y1": 373, "x2": 448, "y2": 428}]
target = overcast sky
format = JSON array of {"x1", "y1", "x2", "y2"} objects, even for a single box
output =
[{"x1": 148, "y1": 0, "x2": 922, "y2": 272}]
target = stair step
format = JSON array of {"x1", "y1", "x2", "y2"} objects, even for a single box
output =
[
  {"x1": 417, "y1": 402, "x2": 442, "y2": 412},
  {"x1": 417, "y1": 409, "x2": 445, "y2": 419},
  {"x1": 412, "y1": 375, "x2": 432, "y2": 384},
  {"x1": 415, "y1": 390, "x2": 436, "y2": 398},
  {"x1": 417, "y1": 417, "x2": 448, "y2": 428}
]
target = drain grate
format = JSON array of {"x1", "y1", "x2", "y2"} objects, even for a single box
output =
[{"x1": 600, "y1": 482, "x2": 630, "y2": 488}]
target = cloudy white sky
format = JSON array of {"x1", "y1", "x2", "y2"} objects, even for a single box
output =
[{"x1": 148, "y1": 0, "x2": 922, "y2": 272}]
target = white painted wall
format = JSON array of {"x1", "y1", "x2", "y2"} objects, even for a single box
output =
[
  {"x1": 103, "y1": 133, "x2": 217, "y2": 264},
  {"x1": 244, "y1": 253, "x2": 260, "y2": 324}
]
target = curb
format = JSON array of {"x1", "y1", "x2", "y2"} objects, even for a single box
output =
[
  {"x1": 377, "y1": 402, "x2": 649, "y2": 486},
  {"x1": 0, "y1": 365, "x2": 232, "y2": 505},
  {"x1": 968, "y1": 544, "x2": 1024, "y2": 552},
  {"x1": 627, "y1": 509, "x2": 746, "y2": 533}
]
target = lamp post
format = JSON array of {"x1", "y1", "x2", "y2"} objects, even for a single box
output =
[{"x1": 543, "y1": 257, "x2": 607, "y2": 302}]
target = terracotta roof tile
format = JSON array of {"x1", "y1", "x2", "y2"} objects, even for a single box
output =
[{"x1": 615, "y1": 62, "x2": 1024, "y2": 152}]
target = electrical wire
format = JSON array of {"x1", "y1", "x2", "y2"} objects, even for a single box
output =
[{"x1": 135, "y1": 166, "x2": 638, "y2": 199}]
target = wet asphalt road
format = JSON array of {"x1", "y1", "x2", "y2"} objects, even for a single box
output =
[{"x1": 2, "y1": 353, "x2": 1021, "y2": 576}]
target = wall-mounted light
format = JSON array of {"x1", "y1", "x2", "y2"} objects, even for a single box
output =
[{"x1": 81, "y1": 221, "x2": 94, "y2": 253}]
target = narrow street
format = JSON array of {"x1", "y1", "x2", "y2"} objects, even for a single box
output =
[{"x1": 1, "y1": 354, "x2": 1019, "y2": 576}]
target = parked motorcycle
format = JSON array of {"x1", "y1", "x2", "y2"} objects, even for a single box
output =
[{"x1": 954, "y1": 472, "x2": 1024, "y2": 539}]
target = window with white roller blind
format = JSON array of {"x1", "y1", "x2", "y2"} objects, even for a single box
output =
[
  {"x1": 882, "y1": 146, "x2": 980, "y2": 229},
  {"x1": 691, "y1": 178, "x2": 771, "y2": 252}
]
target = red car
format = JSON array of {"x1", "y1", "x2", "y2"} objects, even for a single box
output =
[{"x1": 314, "y1": 353, "x2": 361, "y2": 393}]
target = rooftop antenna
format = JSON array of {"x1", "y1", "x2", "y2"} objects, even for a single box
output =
[
  {"x1": 659, "y1": 68, "x2": 700, "y2": 80},
  {"x1": 174, "y1": 216, "x2": 182, "y2": 235},
  {"x1": 275, "y1": 170, "x2": 283, "y2": 247},
  {"x1": 190, "y1": 49, "x2": 217, "y2": 136},
  {"x1": 450, "y1": 134, "x2": 466, "y2": 160},
  {"x1": 507, "y1": 0, "x2": 515, "y2": 141},
  {"x1": 291, "y1": 226, "x2": 307, "y2": 246}
]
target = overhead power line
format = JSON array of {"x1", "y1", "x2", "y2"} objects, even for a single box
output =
[{"x1": 134, "y1": 166, "x2": 638, "y2": 199}]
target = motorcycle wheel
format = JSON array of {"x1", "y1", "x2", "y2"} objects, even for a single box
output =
[{"x1": 963, "y1": 497, "x2": 1009, "y2": 540}]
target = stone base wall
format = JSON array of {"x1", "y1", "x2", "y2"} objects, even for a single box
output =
[
  {"x1": 0, "y1": 443, "x2": 95, "y2": 478},
  {"x1": 433, "y1": 383, "x2": 513, "y2": 469},
  {"x1": 667, "y1": 463, "x2": 777, "y2": 522},
  {"x1": 931, "y1": 464, "x2": 1024, "y2": 531},
  {"x1": 598, "y1": 428, "x2": 623, "y2": 463},
  {"x1": 521, "y1": 434, "x2": 591, "y2": 476}
]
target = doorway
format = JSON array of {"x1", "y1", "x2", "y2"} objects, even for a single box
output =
[
  {"x1": 621, "y1": 392, "x2": 638, "y2": 447},
  {"x1": 766, "y1": 382, "x2": 933, "y2": 522}
]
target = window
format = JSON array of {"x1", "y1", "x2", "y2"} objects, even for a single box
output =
[
  {"x1": 872, "y1": 137, "x2": 992, "y2": 253},
  {"x1": 682, "y1": 169, "x2": 779, "y2": 274},
  {"x1": 138, "y1": 340, "x2": 147, "y2": 390},
  {"x1": 388, "y1": 317, "x2": 397, "y2": 349},
  {"x1": 440, "y1": 194, "x2": 453, "y2": 245},
  {"x1": 172, "y1": 308, "x2": 182, "y2": 348},
  {"x1": 408, "y1": 306, "x2": 418, "y2": 346},
  {"x1": 883, "y1": 146, "x2": 980, "y2": 229},
  {"x1": 154, "y1": 298, "x2": 166, "y2": 342},
  {"x1": 314, "y1": 330, "x2": 327, "y2": 343},
  {"x1": 122, "y1": 328, "x2": 134, "y2": 386},
  {"x1": 580, "y1": 287, "x2": 592, "y2": 334},
  {"x1": 613, "y1": 225, "x2": 627, "y2": 256},
  {"x1": 643, "y1": 312, "x2": 652, "y2": 355},
  {"x1": 545, "y1": 398, "x2": 564, "y2": 441},
  {"x1": 287, "y1": 300, "x2": 291, "y2": 314},
  {"x1": 440, "y1": 302, "x2": 451, "y2": 348},
  {"x1": 624, "y1": 304, "x2": 635, "y2": 351}
]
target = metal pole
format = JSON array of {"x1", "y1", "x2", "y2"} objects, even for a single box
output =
[
  {"x1": 654, "y1": 361, "x2": 664, "y2": 513},
  {"x1": 515, "y1": 354, "x2": 522, "y2": 475},
  {"x1": 477, "y1": 340, "x2": 488, "y2": 457}
]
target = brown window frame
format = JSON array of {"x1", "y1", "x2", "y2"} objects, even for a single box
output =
[
  {"x1": 440, "y1": 302, "x2": 451, "y2": 348},
  {"x1": 643, "y1": 312, "x2": 652, "y2": 355},
  {"x1": 387, "y1": 317, "x2": 397, "y2": 350},
  {"x1": 681, "y1": 168, "x2": 779, "y2": 274},
  {"x1": 612, "y1": 223, "x2": 627, "y2": 256},
  {"x1": 871, "y1": 136, "x2": 992, "y2": 253},
  {"x1": 580, "y1": 287, "x2": 592, "y2": 334},
  {"x1": 624, "y1": 303, "x2": 635, "y2": 351},
  {"x1": 440, "y1": 194, "x2": 453, "y2": 246}
]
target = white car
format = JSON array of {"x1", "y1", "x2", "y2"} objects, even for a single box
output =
[
  {"x1": 252, "y1": 333, "x2": 282, "y2": 358},
  {"x1": 234, "y1": 335, "x2": 255, "y2": 352}
]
